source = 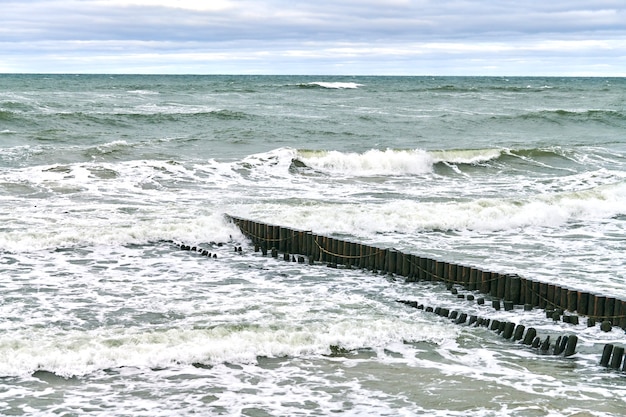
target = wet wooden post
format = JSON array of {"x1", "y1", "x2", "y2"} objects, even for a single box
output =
[
  {"x1": 368, "y1": 245, "x2": 376, "y2": 270},
  {"x1": 504, "y1": 274, "x2": 511, "y2": 302},
  {"x1": 304, "y1": 231, "x2": 310, "y2": 259},
  {"x1": 448, "y1": 263, "x2": 457, "y2": 285},
  {"x1": 519, "y1": 277, "x2": 529, "y2": 305},
  {"x1": 531, "y1": 281, "x2": 540, "y2": 308},
  {"x1": 600, "y1": 344, "x2": 614, "y2": 367},
  {"x1": 401, "y1": 252, "x2": 410, "y2": 277},
  {"x1": 617, "y1": 300, "x2": 626, "y2": 329},
  {"x1": 350, "y1": 242, "x2": 358, "y2": 268},
  {"x1": 262, "y1": 223, "x2": 269, "y2": 250},
  {"x1": 266, "y1": 223, "x2": 273, "y2": 252},
  {"x1": 553, "y1": 286, "x2": 561, "y2": 310},
  {"x1": 567, "y1": 289, "x2": 578, "y2": 313},
  {"x1": 509, "y1": 275, "x2": 521, "y2": 305},
  {"x1": 285, "y1": 226, "x2": 290, "y2": 254},
  {"x1": 388, "y1": 250, "x2": 397, "y2": 274},
  {"x1": 539, "y1": 282, "x2": 548, "y2": 309},
  {"x1": 439, "y1": 261, "x2": 447, "y2": 283},
  {"x1": 497, "y1": 273, "x2": 506, "y2": 299},
  {"x1": 577, "y1": 291, "x2": 589, "y2": 316},
  {"x1": 323, "y1": 236, "x2": 331, "y2": 263},
  {"x1": 594, "y1": 296, "x2": 606, "y2": 321},
  {"x1": 371, "y1": 246, "x2": 378, "y2": 271},
  {"x1": 251, "y1": 221, "x2": 258, "y2": 248},
  {"x1": 609, "y1": 346, "x2": 624, "y2": 370},
  {"x1": 434, "y1": 261, "x2": 444, "y2": 283},
  {"x1": 357, "y1": 242, "x2": 365, "y2": 268},
  {"x1": 547, "y1": 284, "x2": 556, "y2": 309},
  {"x1": 307, "y1": 231, "x2": 314, "y2": 259},
  {"x1": 458, "y1": 265, "x2": 466, "y2": 287},
  {"x1": 277, "y1": 226, "x2": 285, "y2": 254},
  {"x1": 558, "y1": 287, "x2": 568, "y2": 312},
  {"x1": 341, "y1": 240, "x2": 350, "y2": 267},
  {"x1": 605, "y1": 297, "x2": 616, "y2": 324},
  {"x1": 298, "y1": 230, "x2": 305, "y2": 256},
  {"x1": 334, "y1": 237, "x2": 342, "y2": 265},
  {"x1": 272, "y1": 225, "x2": 280, "y2": 252},
  {"x1": 342, "y1": 240, "x2": 350, "y2": 267},
  {"x1": 374, "y1": 247, "x2": 385, "y2": 271},
  {"x1": 480, "y1": 270, "x2": 491, "y2": 294},
  {"x1": 332, "y1": 237, "x2": 340, "y2": 264},
  {"x1": 421, "y1": 257, "x2": 431, "y2": 281},
  {"x1": 400, "y1": 253, "x2": 407, "y2": 277},
  {"x1": 314, "y1": 235, "x2": 322, "y2": 262},
  {"x1": 469, "y1": 267, "x2": 478, "y2": 291},
  {"x1": 323, "y1": 236, "x2": 331, "y2": 264}
]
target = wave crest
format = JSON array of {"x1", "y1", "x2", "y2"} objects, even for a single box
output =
[
  {"x1": 297, "y1": 149, "x2": 433, "y2": 176},
  {"x1": 299, "y1": 82, "x2": 363, "y2": 90}
]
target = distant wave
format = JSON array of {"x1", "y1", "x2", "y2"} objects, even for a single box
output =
[
  {"x1": 275, "y1": 181, "x2": 626, "y2": 235},
  {"x1": 0, "y1": 110, "x2": 14, "y2": 121},
  {"x1": 513, "y1": 109, "x2": 626, "y2": 125},
  {"x1": 294, "y1": 149, "x2": 433, "y2": 175},
  {"x1": 126, "y1": 89, "x2": 159, "y2": 95},
  {"x1": 84, "y1": 140, "x2": 134, "y2": 159},
  {"x1": 291, "y1": 148, "x2": 506, "y2": 176},
  {"x1": 298, "y1": 82, "x2": 363, "y2": 90},
  {"x1": 429, "y1": 149, "x2": 503, "y2": 165},
  {"x1": 423, "y1": 84, "x2": 557, "y2": 93},
  {"x1": 288, "y1": 146, "x2": 623, "y2": 177}
]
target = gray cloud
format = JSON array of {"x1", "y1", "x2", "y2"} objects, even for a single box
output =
[{"x1": 1, "y1": 0, "x2": 625, "y2": 74}]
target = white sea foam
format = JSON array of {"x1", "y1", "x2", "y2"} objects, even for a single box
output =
[
  {"x1": 430, "y1": 148, "x2": 503, "y2": 164},
  {"x1": 297, "y1": 148, "x2": 434, "y2": 176},
  {"x1": 307, "y1": 82, "x2": 363, "y2": 89},
  {"x1": 0, "y1": 244, "x2": 454, "y2": 378},
  {"x1": 127, "y1": 89, "x2": 159, "y2": 95}
]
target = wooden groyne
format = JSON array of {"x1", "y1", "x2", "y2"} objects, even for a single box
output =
[{"x1": 226, "y1": 214, "x2": 626, "y2": 332}]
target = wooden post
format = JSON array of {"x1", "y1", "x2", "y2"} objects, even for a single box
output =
[
  {"x1": 577, "y1": 292, "x2": 589, "y2": 316},
  {"x1": 601, "y1": 344, "x2": 614, "y2": 367},
  {"x1": 401, "y1": 252, "x2": 410, "y2": 277},
  {"x1": 609, "y1": 346, "x2": 624, "y2": 369},
  {"x1": 531, "y1": 281, "x2": 540, "y2": 308},
  {"x1": 357, "y1": 244, "x2": 365, "y2": 269},
  {"x1": 497, "y1": 273, "x2": 506, "y2": 299},
  {"x1": 547, "y1": 284, "x2": 555, "y2": 308},
  {"x1": 567, "y1": 290, "x2": 578, "y2": 312},
  {"x1": 448, "y1": 263, "x2": 457, "y2": 285},
  {"x1": 469, "y1": 268, "x2": 478, "y2": 291},
  {"x1": 435, "y1": 261, "x2": 445, "y2": 283},
  {"x1": 421, "y1": 257, "x2": 431, "y2": 281},
  {"x1": 605, "y1": 297, "x2": 616, "y2": 323},
  {"x1": 350, "y1": 242, "x2": 358, "y2": 268},
  {"x1": 594, "y1": 296, "x2": 606, "y2": 320},
  {"x1": 559, "y1": 287, "x2": 568, "y2": 311},
  {"x1": 388, "y1": 250, "x2": 397, "y2": 274},
  {"x1": 617, "y1": 300, "x2": 626, "y2": 329},
  {"x1": 539, "y1": 282, "x2": 548, "y2": 309},
  {"x1": 480, "y1": 270, "x2": 491, "y2": 294}
]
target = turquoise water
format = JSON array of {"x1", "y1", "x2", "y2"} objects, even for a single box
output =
[{"x1": 1, "y1": 75, "x2": 625, "y2": 416}]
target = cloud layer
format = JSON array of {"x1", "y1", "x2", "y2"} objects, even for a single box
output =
[{"x1": 2, "y1": 0, "x2": 625, "y2": 75}]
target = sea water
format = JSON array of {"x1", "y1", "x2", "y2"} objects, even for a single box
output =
[{"x1": 1, "y1": 74, "x2": 625, "y2": 416}]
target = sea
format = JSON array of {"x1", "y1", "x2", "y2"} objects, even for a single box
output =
[{"x1": 0, "y1": 74, "x2": 625, "y2": 416}]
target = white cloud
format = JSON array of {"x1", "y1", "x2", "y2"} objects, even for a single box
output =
[
  {"x1": 94, "y1": 0, "x2": 237, "y2": 11},
  {"x1": 1, "y1": 0, "x2": 625, "y2": 75}
]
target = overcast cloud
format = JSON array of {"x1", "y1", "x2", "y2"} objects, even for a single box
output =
[{"x1": 1, "y1": 0, "x2": 625, "y2": 75}]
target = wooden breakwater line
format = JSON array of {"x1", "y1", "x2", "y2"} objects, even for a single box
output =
[{"x1": 226, "y1": 214, "x2": 626, "y2": 332}]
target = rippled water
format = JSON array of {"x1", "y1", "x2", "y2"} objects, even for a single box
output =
[{"x1": 1, "y1": 74, "x2": 625, "y2": 416}]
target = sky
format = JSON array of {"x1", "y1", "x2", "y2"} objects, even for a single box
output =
[{"x1": 1, "y1": 0, "x2": 625, "y2": 75}]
